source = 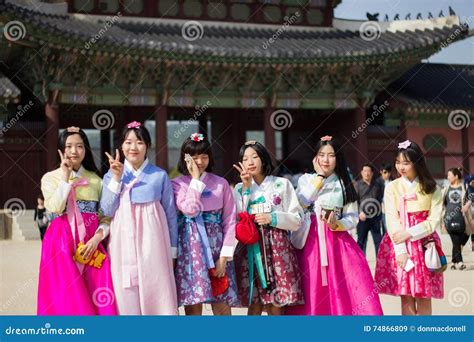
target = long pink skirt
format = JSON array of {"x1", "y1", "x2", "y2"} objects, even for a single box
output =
[
  {"x1": 37, "y1": 213, "x2": 117, "y2": 315},
  {"x1": 286, "y1": 215, "x2": 383, "y2": 315},
  {"x1": 375, "y1": 211, "x2": 443, "y2": 299}
]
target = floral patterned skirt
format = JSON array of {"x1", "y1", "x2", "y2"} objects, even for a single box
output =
[
  {"x1": 175, "y1": 210, "x2": 239, "y2": 307},
  {"x1": 375, "y1": 211, "x2": 444, "y2": 299},
  {"x1": 234, "y1": 225, "x2": 304, "y2": 307}
]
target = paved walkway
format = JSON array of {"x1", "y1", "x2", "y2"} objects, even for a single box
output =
[{"x1": 1, "y1": 232, "x2": 472, "y2": 315}]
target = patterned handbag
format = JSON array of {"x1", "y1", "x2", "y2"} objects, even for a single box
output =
[{"x1": 423, "y1": 238, "x2": 447, "y2": 273}]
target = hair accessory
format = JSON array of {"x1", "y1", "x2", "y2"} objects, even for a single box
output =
[
  {"x1": 127, "y1": 121, "x2": 142, "y2": 129},
  {"x1": 244, "y1": 140, "x2": 257, "y2": 146},
  {"x1": 66, "y1": 126, "x2": 80, "y2": 133},
  {"x1": 320, "y1": 135, "x2": 332, "y2": 142},
  {"x1": 190, "y1": 133, "x2": 204, "y2": 142},
  {"x1": 398, "y1": 140, "x2": 412, "y2": 149}
]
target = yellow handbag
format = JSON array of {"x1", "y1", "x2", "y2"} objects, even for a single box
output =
[{"x1": 73, "y1": 242, "x2": 107, "y2": 269}]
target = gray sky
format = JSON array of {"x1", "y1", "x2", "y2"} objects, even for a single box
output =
[{"x1": 334, "y1": 0, "x2": 473, "y2": 64}]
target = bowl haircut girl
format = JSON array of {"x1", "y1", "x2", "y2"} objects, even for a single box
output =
[{"x1": 172, "y1": 133, "x2": 240, "y2": 315}]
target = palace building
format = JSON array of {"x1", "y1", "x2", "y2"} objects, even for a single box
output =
[{"x1": 0, "y1": 0, "x2": 472, "y2": 207}]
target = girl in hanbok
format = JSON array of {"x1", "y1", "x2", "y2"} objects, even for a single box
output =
[
  {"x1": 100, "y1": 121, "x2": 178, "y2": 315},
  {"x1": 233, "y1": 141, "x2": 303, "y2": 315},
  {"x1": 286, "y1": 136, "x2": 383, "y2": 316},
  {"x1": 172, "y1": 133, "x2": 239, "y2": 315},
  {"x1": 38, "y1": 127, "x2": 116, "y2": 315},
  {"x1": 375, "y1": 140, "x2": 444, "y2": 315}
]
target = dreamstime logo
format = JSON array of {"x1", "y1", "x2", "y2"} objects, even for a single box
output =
[
  {"x1": 174, "y1": 101, "x2": 212, "y2": 139},
  {"x1": 360, "y1": 198, "x2": 382, "y2": 218},
  {"x1": 92, "y1": 109, "x2": 115, "y2": 130},
  {"x1": 352, "y1": 100, "x2": 389, "y2": 139},
  {"x1": 182, "y1": 199, "x2": 204, "y2": 215},
  {"x1": 270, "y1": 109, "x2": 293, "y2": 130},
  {"x1": 0, "y1": 101, "x2": 35, "y2": 137},
  {"x1": 359, "y1": 21, "x2": 381, "y2": 41},
  {"x1": 3, "y1": 198, "x2": 26, "y2": 219},
  {"x1": 262, "y1": 11, "x2": 301, "y2": 49},
  {"x1": 84, "y1": 12, "x2": 122, "y2": 50},
  {"x1": 3, "y1": 21, "x2": 26, "y2": 42},
  {"x1": 182, "y1": 21, "x2": 204, "y2": 41},
  {"x1": 92, "y1": 287, "x2": 115, "y2": 308},
  {"x1": 448, "y1": 287, "x2": 470, "y2": 308},
  {"x1": 270, "y1": 287, "x2": 291, "y2": 308},
  {"x1": 448, "y1": 110, "x2": 470, "y2": 130}
]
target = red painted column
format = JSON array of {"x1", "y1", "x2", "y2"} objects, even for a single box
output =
[
  {"x1": 154, "y1": 105, "x2": 168, "y2": 171},
  {"x1": 353, "y1": 105, "x2": 368, "y2": 172},
  {"x1": 45, "y1": 100, "x2": 59, "y2": 172},
  {"x1": 461, "y1": 126, "x2": 469, "y2": 173},
  {"x1": 263, "y1": 106, "x2": 276, "y2": 160}
]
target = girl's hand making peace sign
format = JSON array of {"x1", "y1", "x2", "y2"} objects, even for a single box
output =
[
  {"x1": 105, "y1": 149, "x2": 124, "y2": 182},
  {"x1": 58, "y1": 149, "x2": 73, "y2": 182},
  {"x1": 233, "y1": 162, "x2": 252, "y2": 190}
]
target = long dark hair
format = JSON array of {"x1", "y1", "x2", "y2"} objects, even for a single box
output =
[
  {"x1": 315, "y1": 138, "x2": 358, "y2": 205},
  {"x1": 238, "y1": 141, "x2": 275, "y2": 176},
  {"x1": 58, "y1": 129, "x2": 100, "y2": 176},
  {"x1": 396, "y1": 141, "x2": 436, "y2": 194},
  {"x1": 177, "y1": 135, "x2": 214, "y2": 175}
]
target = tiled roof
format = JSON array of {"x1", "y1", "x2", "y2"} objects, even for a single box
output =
[
  {"x1": 0, "y1": 0, "x2": 469, "y2": 64},
  {"x1": 390, "y1": 63, "x2": 474, "y2": 108}
]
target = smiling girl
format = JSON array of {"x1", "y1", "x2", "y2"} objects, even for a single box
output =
[
  {"x1": 100, "y1": 121, "x2": 178, "y2": 315},
  {"x1": 233, "y1": 141, "x2": 303, "y2": 315},
  {"x1": 286, "y1": 136, "x2": 383, "y2": 315},
  {"x1": 172, "y1": 133, "x2": 239, "y2": 315},
  {"x1": 38, "y1": 127, "x2": 116, "y2": 315},
  {"x1": 375, "y1": 140, "x2": 444, "y2": 315}
]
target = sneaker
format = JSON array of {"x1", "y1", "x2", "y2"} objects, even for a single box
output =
[
  {"x1": 451, "y1": 263, "x2": 457, "y2": 270},
  {"x1": 458, "y1": 263, "x2": 466, "y2": 270}
]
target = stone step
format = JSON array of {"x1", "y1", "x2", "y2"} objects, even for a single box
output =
[{"x1": 15, "y1": 210, "x2": 40, "y2": 241}]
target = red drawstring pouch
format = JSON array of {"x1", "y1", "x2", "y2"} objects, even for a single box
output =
[
  {"x1": 235, "y1": 212, "x2": 259, "y2": 245},
  {"x1": 209, "y1": 268, "x2": 229, "y2": 297}
]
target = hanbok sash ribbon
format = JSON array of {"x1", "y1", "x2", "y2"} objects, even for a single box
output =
[
  {"x1": 399, "y1": 193, "x2": 417, "y2": 231},
  {"x1": 314, "y1": 202, "x2": 329, "y2": 286},
  {"x1": 245, "y1": 195, "x2": 268, "y2": 303},
  {"x1": 247, "y1": 243, "x2": 267, "y2": 303},
  {"x1": 314, "y1": 174, "x2": 344, "y2": 286},
  {"x1": 397, "y1": 193, "x2": 417, "y2": 282},
  {"x1": 67, "y1": 177, "x2": 89, "y2": 273},
  {"x1": 120, "y1": 176, "x2": 141, "y2": 288},
  {"x1": 194, "y1": 213, "x2": 215, "y2": 269}
]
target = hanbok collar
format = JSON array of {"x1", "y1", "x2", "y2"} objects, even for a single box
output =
[
  {"x1": 318, "y1": 173, "x2": 344, "y2": 209},
  {"x1": 125, "y1": 158, "x2": 149, "y2": 177},
  {"x1": 324, "y1": 172, "x2": 338, "y2": 183},
  {"x1": 70, "y1": 165, "x2": 85, "y2": 180},
  {"x1": 402, "y1": 176, "x2": 419, "y2": 189},
  {"x1": 251, "y1": 175, "x2": 272, "y2": 191}
]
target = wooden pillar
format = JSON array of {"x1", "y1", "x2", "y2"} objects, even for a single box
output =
[
  {"x1": 263, "y1": 106, "x2": 276, "y2": 160},
  {"x1": 100, "y1": 129, "x2": 111, "y2": 175},
  {"x1": 461, "y1": 127, "x2": 469, "y2": 173},
  {"x1": 45, "y1": 100, "x2": 59, "y2": 171},
  {"x1": 154, "y1": 105, "x2": 168, "y2": 171},
  {"x1": 353, "y1": 105, "x2": 368, "y2": 172}
]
